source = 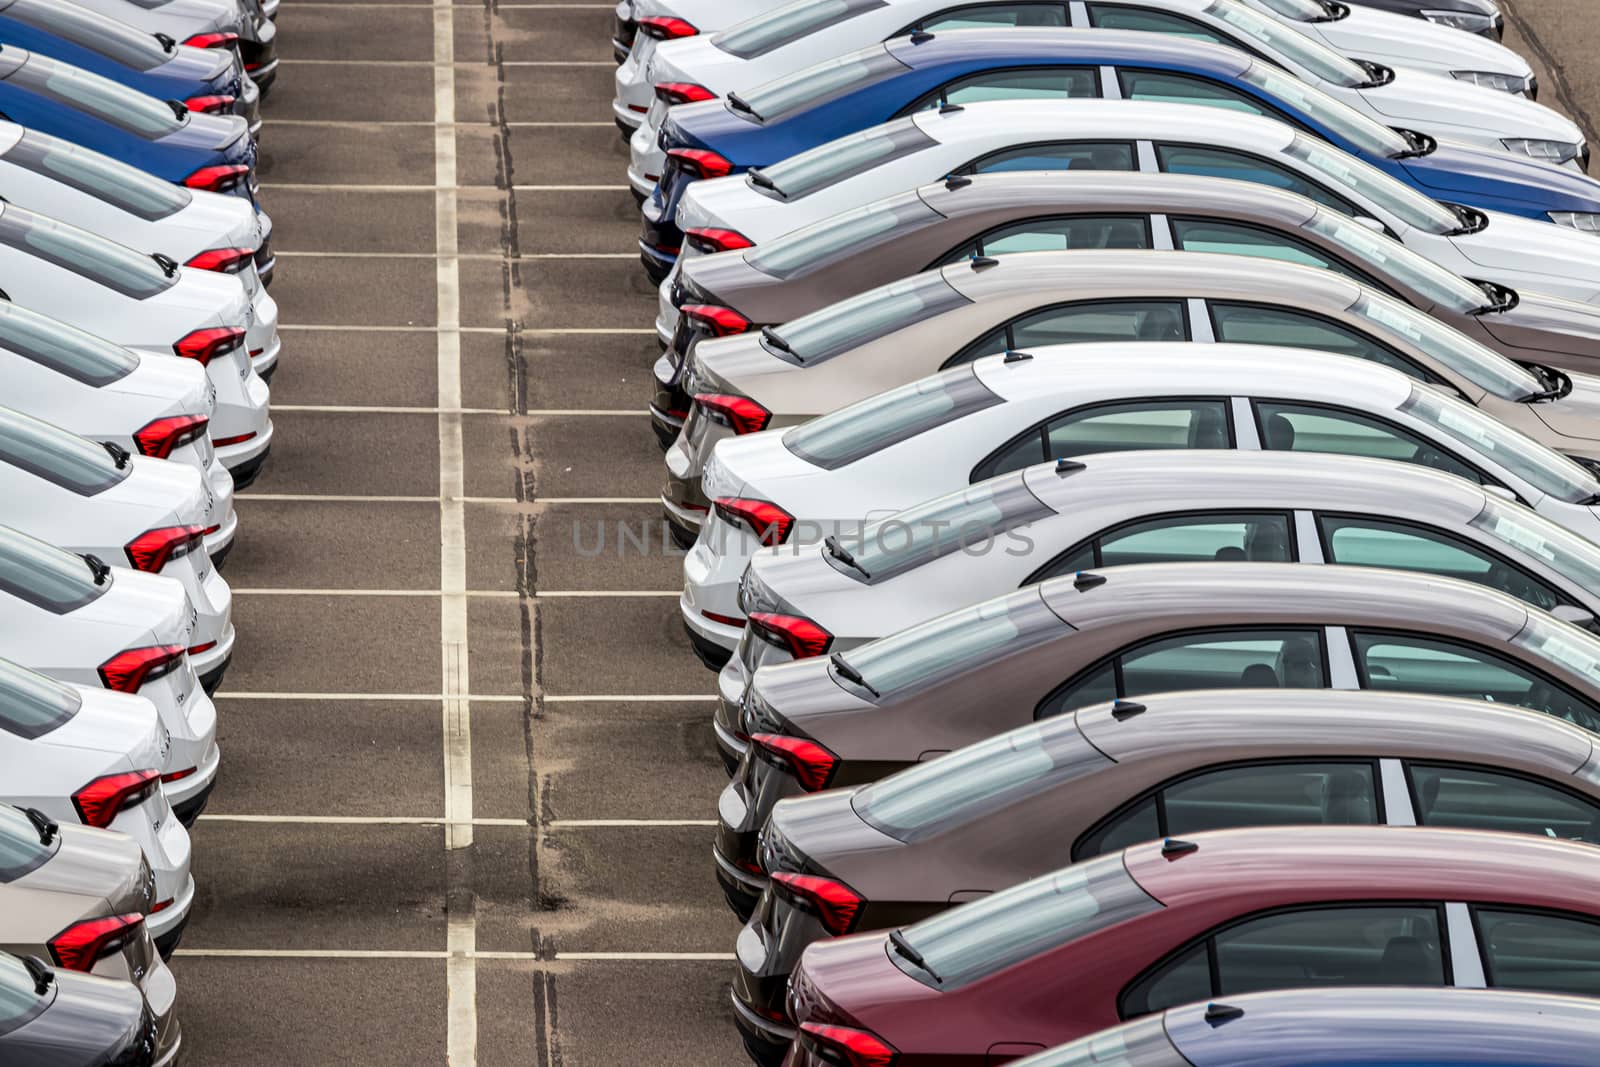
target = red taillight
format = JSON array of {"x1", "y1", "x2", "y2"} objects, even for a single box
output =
[
  {"x1": 125, "y1": 525, "x2": 206, "y2": 573},
  {"x1": 183, "y1": 94, "x2": 235, "y2": 114},
  {"x1": 748, "y1": 612, "x2": 832, "y2": 658},
  {"x1": 71, "y1": 771, "x2": 160, "y2": 829},
  {"x1": 150, "y1": 898, "x2": 174, "y2": 914},
  {"x1": 668, "y1": 147, "x2": 735, "y2": 180},
  {"x1": 183, "y1": 31, "x2": 239, "y2": 49},
  {"x1": 213, "y1": 431, "x2": 257, "y2": 447},
  {"x1": 695, "y1": 393, "x2": 771, "y2": 436},
  {"x1": 750, "y1": 733, "x2": 838, "y2": 792},
  {"x1": 48, "y1": 913, "x2": 144, "y2": 972},
  {"x1": 681, "y1": 304, "x2": 751, "y2": 338},
  {"x1": 97, "y1": 646, "x2": 185, "y2": 694},
  {"x1": 714, "y1": 497, "x2": 795, "y2": 546},
  {"x1": 133, "y1": 414, "x2": 208, "y2": 459},
  {"x1": 684, "y1": 227, "x2": 753, "y2": 254},
  {"x1": 798, "y1": 1023, "x2": 898, "y2": 1067},
  {"x1": 161, "y1": 767, "x2": 197, "y2": 784},
  {"x1": 173, "y1": 326, "x2": 245, "y2": 366},
  {"x1": 701, "y1": 609, "x2": 747, "y2": 628},
  {"x1": 655, "y1": 81, "x2": 716, "y2": 106},
  {"x1": 184, "y1": 164, "x2": 249, "y2": 192},
  {"x1": 637, "y1": 15, "x2": 696, "y2": 39},
  {"x1": 770, "y1": 872, "x2": 863, "y2": 935},
  {"x1": 185, "y1": 246, "x2": 254, "y2": 274}
]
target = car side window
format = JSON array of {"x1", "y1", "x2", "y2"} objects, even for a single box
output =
[
  {"x1": 1034, "y1": 512, "x2": 1294, "y2": 583},
  {"x1": 940, "y1": 216, "x2": 1151, "y2": 262},
  {"x1": 1155, "y1": 144, "x2": 1360, "y2": 216},
  {"x1": 946, "y1": 299, "x2": 1189, "y2": 367},
  {"x1": 906, "y1": 3, "x2": 1069, "y2": 32},
  {"x1": 1119, "y1": 69, "x2": 1278, "y2": 117},
  {"x1": 1209, "y1": 303, "x2": 1434, "y2": 381},
  {"x1": 1408, "y1": 764, "x2": 1600, "y2": 844},
  {"x1": 1351, "y1": 630, "x2": 1600, "y2": 732},
  {"x1": 1086, "y1": 3, "x2": 1234, "y2": 44},
  {"x1": 1255, "y1": 401, "x2": 1486, "y2": 485},
  {"x1": 981, "y1": 399, "x2": 1234, "y2": 480},
  {"x1": 1171, "y1": 218, "x2": 1383, "y2": 289},
  {"x1": 962, "y1": 140, "x2": 1138, "y2": 175},
  {"x1": 907, "y1": 67, "x2": 1098, "y2": 114},
  {"x1": 1474, "y1": 909, "x2": 1600, "y2": 996},
  {"x1": 1318, "y1": 515, "x2": 1571, "y2": 613}
]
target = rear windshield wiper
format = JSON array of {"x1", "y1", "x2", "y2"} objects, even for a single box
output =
[
  {"x1": 1519, "y1": 363, "x2": 1570, "y2": 403},
  {"x1": 21, "y1": 956, "x2": 53, "y2": 996},
  {"x1": 726, "y1": 92, "x2": 763, "y2": 122},
  {"x1": 1444, "y1": 202, "x2": 1489, "y2": 236},
  {"x1": 760, "y1": 325, "x2": 796, "y2": 356},
  {"x1": 101, "y1": 440, "x2": 130, "y2": 469},
  {"x1": 889, "y1": 929, "x2": 940, "y2": 983},
  {"x1": 154, "y1": 31, "x2": 177, "y2": 53},
  {"x1": 1311, "y1": 0, "x2": 1348, "y2": 20},
  {"x1": 22, "y1": 807, "x2": 56, "y2": 846},
  {"x1": 83, "y1": 553, "x2": 111, "y2": 586},
  {"x1": 830, "y1": 651, "x2": 879, "y2": 698},
  {"x1": 151, "y1": 252, "x2": 179, "y2": 278},
  {"x1": 1391, "y1": 128, "x2": 1436, "y2": 160},
  {"x1": 1471, "y1": 278, "x2": 1519, "y2": 315},
  {"x1": 1355, "y1": 59, "x2": 1394, "y2": 89},
  {"x1": 824, "y1": 535, "x2": 871, "y2": 579},
  {"x1": 165, "y1": 98, "x2": 189, "y2": 121},
  {"x1": 746, "y1": 169, "x2": 786, "y2": 199}
]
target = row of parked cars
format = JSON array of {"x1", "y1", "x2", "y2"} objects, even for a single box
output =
[
  {"x1": 0, "y1": 0, "x2": 283, "y2": 1063},
  {"x1": 613, "y1": 0, "x2": 1600, "y2": 1064}
]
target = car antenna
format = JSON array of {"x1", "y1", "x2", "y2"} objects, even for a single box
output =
[
  {"x1": 1073, "y1": 571, "x2": 1106, "y2": 591},
  {"x1": 969, "y1": 255, "x2": 999, "y2": 270},
  {"x1": 1204, "y1": 1003, "x2": 1245, "y2": 1027},
  {"x1": 1055, "y1": 458, "x2": 1085, "y2": 476},
  {"x1": 1162, "y1": 838, "x2": 1199, "y2": 859},
  {"x1": 1003, "y1": 349, "x2": 1032, "y2": 364},
  {"x1": 944, "y1": 174, "x2": 971, "y2": 191},
  {"x1": 939, "y1": 102, "x2": 964, "y2": 115},
  {"x1": 1111, "y1": 699, "x2": 1146, "y2": 721},
  {"x1": 909, "y1": 29, "x2": 935, "y2": 43}
]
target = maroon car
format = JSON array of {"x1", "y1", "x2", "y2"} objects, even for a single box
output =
[{"x1": 783, "y1": 826, "x2": 1600, "y2": 1066}]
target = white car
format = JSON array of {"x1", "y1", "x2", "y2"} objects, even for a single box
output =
[
  {"x1": 662, "y1": 99, "x2": 1600, "y2": 344},
  {"x1": 0, "y1": 407, "x2": 235, "y2": 694},
  {"x1": 0, "y1": 201, "x2": 274, "y2": 486},
  {"x1": 627, "y1": 0, "x2": 1572, "y2": 195},
  {"x1": 682, "y1": 345, "x2": 1600, "y2": 661},
  {"x1": 615, "y1": 0, "x2": 787, "y2": 132},
  {"x1": 714, "y1": 448, "x2": 1600, "y2": 764},
  {"x1": 0, "y1": 524, "x2": 220, "y2": 827},
  {"x1": 0, "y1": 657, "x2": 194, "y2": 955},
  {"x1": 0, "y1": 302, "x2": 237, "y2": 564}
]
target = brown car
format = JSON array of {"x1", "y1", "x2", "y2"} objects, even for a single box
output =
[{"x1": 730, "y1": 688, "x2": 1600, "y2": 1059}]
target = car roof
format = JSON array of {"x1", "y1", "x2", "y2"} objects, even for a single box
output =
[
  {"x1": 919, "y1": 171, "x2": 1322, "y2": 228},
  {"x1": 968, "y1": 342, "x2": 1417, "y2": 410},
  {"x1": 911, "y1": 98, "x2": 1299, "y2": 151},
  {"x1": 1038, "y1": 560, "x2": 1531, "y2": 639},
  {"x1": 941, "y1": 248, "x2": 1365, "y2": 309},
  {"x1": 1124, "y1": 824, "x2": 1600, "y2": 910},
  {"x1": 886, "y1": 27, "x2": 1253, "y2": 77},
  {"x1": 1073, "y1": 687, "x2": 1595, "y2": 773}
]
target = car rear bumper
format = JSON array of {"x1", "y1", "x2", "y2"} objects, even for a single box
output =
[
  {"x1": 661, "y1": 492, "x2": 705, "y2": 549},
  {"x1": 730, "y1": 992, "x2": 793, "y2": 1067},
  {"x1": 713, "y1": 840, "x2": 765, "y2": 921},
  {"x1": 148, "y1": 871, "x2": 196, "y2": 951},
  {"x1": 167, "y1": 742, "x2": 221, "y2": 826},
  {"x1": 220, "y1": 422, "x2": 273, "y2": 489},
  {"x1": 193, "y1": 624, "x2": 236, "y2": 695}
]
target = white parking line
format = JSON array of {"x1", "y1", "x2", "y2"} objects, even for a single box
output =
[
  {"x1": 229, "y1": 589, "x2": 678, "y2": 598},
  {"x1": 271, "y1": 405, "x2": 645, "y2": 415},
  {"x1": 274, "y1": 251, "x2": 636, "y2": 260},
  {"x1": 217, "y1": 692, "x2": 711, "y2": 703},
  {"x1": 543, "y1": 695, "x2": 716, "y2": 703},
  {"x1": 279, "y1": 60, "x2": 617, "y2": 68},
  {"x1": 277, "y1": 324, "x2": 653, "y2": 336},
  {"x1": 198, "y1": 815, "x2": 712, "y2": 828},
  {"x1": 174, "y1": 949, "x2": 735, "y2": 961},
  {"x1": 262, "y1": 183, "x2": 630, "y2": 192}
]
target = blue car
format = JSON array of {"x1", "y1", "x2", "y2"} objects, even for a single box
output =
[
  {"x1": 641, "y1": 28, "x2": 1600, "y2": 280},
  {"x1": 1024, "y1": 986, "x2": 1600, "y2": 1067},
  {"x1": 0, "y1": 46, "x2": 257, "y2": 208},
  {"x1": 0, "y1": 0, "x2": 260, "y2": 136}
]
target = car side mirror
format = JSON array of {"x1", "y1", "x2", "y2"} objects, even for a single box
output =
[{"x1": 1552, "y1": 605, "x2": 1600, "y2": 633}]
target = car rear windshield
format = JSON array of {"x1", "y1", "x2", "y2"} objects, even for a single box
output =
[
  {"x1": 0, "y1": 407, "x2": 130, "y2": 496},
  {"x1": 855, "y1": 716, "x2": 1110, "y2": 842},
  {"x1": 1399, "y1": 385, "x2": 1599, "y2": 502},
  {"x1": 783, "y1": 361, "x2": 997, "y2": 470},
  {"x1": 738, "y1": 45, "x2": 907, "y2": 122},
  {"x1": 1019, "y1": 1016, "x2": 1183, "y2": 1067},
  {"x1": 750, "y1": 118, "x2": 936, "y2": 201},
  {"x1": 0, "y1": 802, "x2": 60, "y2": 879},
  {"x1": 836, "y1": 473, "x2": 1053, "y2": 583},
  {"x1": 890, "y1": 852, "x2": 1160, "y2": 988},
  {"x1": 8, "y1": 52, "x2": 185, "y2": 138},
  {"x1": 0, "y1": 951, "x2": 49, "y2": 1033},
  {"x1": 1513, "y1": 613, "x2": 1600, "y2": 689},
  {"x1": 1206, "y1": 0, "x2": 1369, "y2": 87},
  {"x1": 0, "y1": 205, "x2": 175, "y2": 299},
  {"x1": 764, "y1": 269, "x2": 969, "y2": 370},
  {"x1": 747, "y1": 195, "x2": 936, "y2": 278},
  {"x1": 0, "y1": 524, "x2": 107, "y2": 614},
  {"x1": 2, "y1": 130, "x2": 192, "y2": 221},
  {"x1": 0, "y1": 303, "x2": 138, "y2": 387},
  {"x1": 1305, "y1": 211, "x2": 1485, "y2": 314},
  {"x1": 1284, "y1": 135, "x2": 1459, "y2": 235},
  {"x1": 1352, "y1": 294, "x2": 1542, "y2": 402},
  {"x1": 1239, "y1": 62, "x2": 1408, "y2": 158},
  {"x1": 6, "y1": 0, "x2": 172, "y2": 70},
  {"x1": 837, "y1": 587, "x2": 1064, "y2": 697},
  {"x1": 1472, "y1": 501, "x2": 1600, "y2": 594},
  {"x1": 0, "y1": 656, "x2": 80, "y2": 741},
  {"x1": 1249, "y1": 0, "x2": 1330, "y2": 18},
  {"x1": 712, "y1": 0, "x2": 886, "y2": 60}
]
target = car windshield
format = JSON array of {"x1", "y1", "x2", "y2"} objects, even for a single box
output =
[
  {"x1": 2, "y1": 130, "x2": 193, "y2": 222},
  {"x1": 750, "y1": 118, "x2": 936, "y2": 201},
  {"x1": 1351, "y1": 294, "x2": 1543, "y2": 402},
  {"x1": 1284, "y1": 135, "x2": 1459, "y2": 234},
  {"x1": 0, "y1": 407, "x2": 130, "y2": 496},
  {"x1": 855, "y1": 716, "x2": 1110, "y2": 842},
  {"x1": 1240, "y1": 62, "x2": 1409, "y2": 158},
  {"x1": 0, "y1": 802, "x2": 59, "y2": 879},
  {"x1": 7, "y1": 0, "x2": 172, "y2": 70},
  {"x1": 9, "y1": 52, "x2": 185, "y2": 138},
  {"x1": 748, "y1": 196, "x2": 935, "y2": 278},
  {"x1": 766, "y1": 269, "x2": 970, "y2": 368},
  {"x1": 0, "y1": 952, "x2": 49, "y2": 1031},
  {"x1": 1513, "y1": 613, "x2": 1600, "y2": 689},
  {"x1": 891, "y1": 852, "x2": 1161, "y2": 988},
  {"x1": 0, "y1": 303, "x2": 137, "y2": 387},
  {"x1": 1472, "y1": 501, "x2": 1600, "y2": 594},
  {"x1": 1400, "y1": 387, "x2": 1600, "y2": 504},
  {"x1": 0, "y1": 656, "x2": 81, "y2": 741},
  {"x1": 838, "y1": 473, "x2": 1054, "y2": 582},
  {"x1": 1206, "y1": 0, "x2": 1369, "y2": 87},
  {"x1": 738, "y1": 45, "x2": 907, "y2": 122},
  {"x1": 0, "y1": 524, "x2": 108, "y2": 614},
  {"x1": 712, "y1": 0, "x2": 886, "y2": 59},
  {"x1": 0, "y1": 205, "x2": 175, "y2": 300},
  {"x1": 783, "y1": 362, "x2": 998, "y2": 470},
  {"x1": 839, "y1": 588, "x2": 1064, "y2": 696},
  {"x1": 1305, "y1": 211, "x2": 1486, "y2": 313}
]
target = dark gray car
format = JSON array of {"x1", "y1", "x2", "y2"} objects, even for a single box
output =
[{"x1": 0, "y1": 948, "x2": 173, "y2": 1065}]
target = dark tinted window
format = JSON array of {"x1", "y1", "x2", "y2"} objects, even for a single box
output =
[
  {"x1": 1156, "y1": 143, "x2": 1358, "y2": 214},
  {"x1": 1092, "y1": 512, "x2": 1294, "y2": 569},
  {"x1": 1409, "y1": 764, "x2": 1600, "y2": 843},
  {"x1": 0, "y1": 303, "x2": 137, "y2": 387},
  {"x1": 981, "y1": 400, "x2": 1234, "y2": 479},
  {"x1": 0, "y1": 206, "x2": 174, "y2": 299},
  {"x1": 1122, "y1": 944, "x2": 1210, "y2": 1017},
  {"x1": 1172, "y1": 218, "x2": 1379, "y2": 287},
  {"x1": 2, "y1": 130, "x2": 192, "y2": 221},
  {"x1": 8, "y1": 52, "x2": 184, "y2": 137},
  {"x1": 941, "y1": 216, "x2": 1150, "y2": 262},
  {"x1": 0, "y1": 524, "x2": 108, "y2": 614},
  {"x1": 1210, "y1": 303, "x2": 1431, "y2": 380},
  {"x1": 1476, "y1": 909, "x2": 1600, "y2": 996},
  {"x1": 1256, "y1": 402, "x2": 1484, "y2": 484},
  {"x1": 784, "y1": 364, "x2": 1001, "y2": 470},
  {"x1": 909, "y1": 66, "x2": 1098, "y2": 113},
  {"x1": 0, "y1": 803, "x2": 59, "y2": 882},
  {"x1": 713, "y1": 0, "x2": 887, "y2": 59},
  {"x1": 1089, "y1": 3, "x2": 1231, "y2": 42},
  {"x1": 951, "y1": 300, "x2": 1188, "y2": 366},
  {"x1": 1120, "y1": 68, "x2": 1278, "y2": 117},
  {"x1": 6, "y1": 0, "x2": 170, "y2": 69},
  {"x1": 910, "y1": 3, "x2": 1069, "y2": 31},
  {"x1": 965, "y1": 140, "x2": 1136, "y2": 175},
  {"x1": 1213, "y1": 906, "x2": 1445, "y2": 997},
  {"x1": 0, "y1": 407, "x2": 129, "y2": 495},
  {"x1": 0, "y1": 656, "x2": 81, "y2": 741}
]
